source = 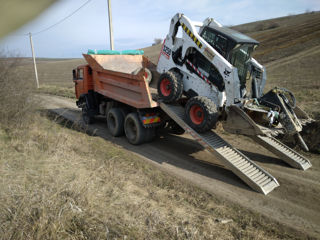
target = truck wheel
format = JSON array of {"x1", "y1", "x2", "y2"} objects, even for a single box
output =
[
  {"x1": 185, "y1": 96, "x2": 218, "y2": 133},
  {"x1": 107, "y1": 108, "x2": 125, "y2": 137},
  {"x1": 157, "y1": 71, "x2": 183, "y2": 103},
  {"x1": 145, "y1": 127, "x2": 156, "y2": 142},
  {"x1": 82, "y1": 105, "x2": 94, "y2": 125},
  {"x1": 124, "y1": 113, "x2": 148, "y2": 145}
]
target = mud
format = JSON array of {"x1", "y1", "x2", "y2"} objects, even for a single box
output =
[{"x1": 301, "y1": 121, "x2": 320, "y2": 154}]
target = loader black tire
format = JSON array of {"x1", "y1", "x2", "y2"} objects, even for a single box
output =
[
  {"x1": 157, "y1": 70, "x2": 183, "y2": 103},
  {"x1": 107, "y1": 108, "x2": 125, "y2": 137},
  {"x1": 124, "y1": 112, "x2": 148, "y2": 145},
  {"x1": 185, "y1": 96, "x2": 218, "y2": 133}
]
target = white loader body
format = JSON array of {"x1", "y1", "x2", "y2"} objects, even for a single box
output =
[{"x1": 157, "y1": 13, "x2": 265, "y2": 107}]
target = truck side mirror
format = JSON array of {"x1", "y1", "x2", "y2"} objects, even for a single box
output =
[{"x1": 72, "y1": 69, "x2": 77, "y2": 80}]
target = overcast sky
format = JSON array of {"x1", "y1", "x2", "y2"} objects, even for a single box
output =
[{"x1": 1, "y1": 0, "x2": 319, "y2": 58}]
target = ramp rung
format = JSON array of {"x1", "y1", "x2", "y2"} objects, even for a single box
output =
[
  {"x1": 160, "y1": 102, "x2": 280, "y2": 195},
  {"x1": 260, "y1": 179, "x2": 272, "y2": 187},
  {"x1": 251, "y1": 171, "x2": 263, "y2": 180},
  {"x1": 253, "y1": 135, "x2": 312, "y2": 170},
  {"x1": 243, "y1": 167, "x2": 257, "y2": 176},
  {"x1": 257, "y1": 175, "x2": 269, "y2": 184}
]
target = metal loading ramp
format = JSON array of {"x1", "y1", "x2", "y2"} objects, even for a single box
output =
[
  {"x1": 160, "y1": 103, "x2": 280, "y2": 195},
  {"x1": 252, "y1": 135, "x2": 312, "y2": 170}
]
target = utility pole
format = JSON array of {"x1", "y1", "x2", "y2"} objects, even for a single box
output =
[
  {"x1": 29, "y1": 32, "x2": 39, "y2": 88},
  {"x1": 107, "y1": 0, "x2": 114, "y2": 50}
]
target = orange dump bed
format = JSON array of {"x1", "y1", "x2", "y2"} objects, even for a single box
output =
[{"x1": 81, "y1": 54, "x2": 158, "y2": 109}]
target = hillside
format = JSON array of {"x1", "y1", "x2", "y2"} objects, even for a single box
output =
[{"x1": 232, "y1": 11, "x2": 320, "y2": 64}]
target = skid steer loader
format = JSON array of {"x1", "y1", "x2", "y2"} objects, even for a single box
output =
[{"x1": 157, "y1": 13, "x2": 311, "y2": 151}]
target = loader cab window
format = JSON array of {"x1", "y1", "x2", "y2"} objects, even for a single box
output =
[
  {"x1": 229, "y1": 44, "x2": 255, "y2": 86},
  {"x1": 200, "y1": 28, "x2": 228, "y2": 58}
]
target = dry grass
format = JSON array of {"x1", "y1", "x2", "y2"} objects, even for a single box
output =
[
  {"x1": 0, "y1": 56, "x2": 35, "y2": 128},
  {"x1": 36, "y1": 84, "x2": 75, "y2": 99},
  {"x1": 0, "y1": 113, "x2": 304, "y2": 240}
]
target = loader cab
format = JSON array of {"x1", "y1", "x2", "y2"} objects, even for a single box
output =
[{"x1": 200, "y1": 26, "x2": 259, "y2": 88}]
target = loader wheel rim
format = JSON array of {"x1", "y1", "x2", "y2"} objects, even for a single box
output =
[
  {"x1": 189, "y1": 105, "x2": 204, "y2": 125},
  {"x1": 160, "y1": 78, "x2": 171, "y2": 97}
]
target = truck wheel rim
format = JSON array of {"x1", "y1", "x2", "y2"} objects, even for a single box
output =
[
  {"x1": 190, "y1": 105, "x2": 204, "y2": 125},
  {"x1": 160, "y1": 78, "x2": 171, "y2": 97}
]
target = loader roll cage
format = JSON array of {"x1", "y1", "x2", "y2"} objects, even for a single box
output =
[
  {"x1": 199, "y1": 26, "x2": 258, "y2": 86},
  {"x1": 230, "y1": 44, "x2": 256, "y2": 84}
]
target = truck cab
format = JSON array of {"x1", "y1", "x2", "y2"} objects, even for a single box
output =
[{"x1": 72, "y1": 65, "x2": 92, "y2": 99}]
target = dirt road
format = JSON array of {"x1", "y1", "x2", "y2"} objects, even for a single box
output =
[{"x1": 40, "y1": 94, "x2": 320, "y2": 238}]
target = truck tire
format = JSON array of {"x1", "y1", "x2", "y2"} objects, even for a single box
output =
[
  {"x1": 124, "y1": 112, "x2": 148, "y2": 145},
  {"x1": 107, "y1": 108, "x2": 125, "y2": 137},
  {"x1": 157, "y1": 71, "x2": 183, "y2": 103},
  {"x1": 82, "y1": 105, "x2": 94, "y2": 125},
  {"x1": 145, "y1": 127, "x2": 156, "y2": 142},
  {"x1": 185, "y1": 96, "x2": 218, "y2": 133}
]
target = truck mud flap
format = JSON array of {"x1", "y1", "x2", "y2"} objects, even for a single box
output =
[
  {"x1": 252, "y1": 135, "x2": 312, "y2": 170},
  {"x1": 160, "y1": 102, "x2": 279, "y2": 195}
]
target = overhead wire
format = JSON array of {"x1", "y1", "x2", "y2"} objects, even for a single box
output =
[{"x1": 32, "y1": 0, "x2": 93, "y2": 36}]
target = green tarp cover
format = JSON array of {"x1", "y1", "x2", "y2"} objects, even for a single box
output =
[{"x1": 87, "y1": 49, "x2": 144, "y2": 55}]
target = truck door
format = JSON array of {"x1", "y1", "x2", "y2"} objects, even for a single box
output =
[{"x1": 73, "y1": 67, "x2": 84, "y2": 99}]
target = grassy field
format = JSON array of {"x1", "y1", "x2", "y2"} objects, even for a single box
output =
[{"x1": 2, "y1": 111, "x2": 307, "y2": 239}]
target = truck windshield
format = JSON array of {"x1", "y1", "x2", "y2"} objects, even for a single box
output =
[{"x1": 229, "y1": 44, "x2": 255, "y2": 85}]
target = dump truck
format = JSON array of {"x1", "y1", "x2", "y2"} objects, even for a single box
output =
[{"x1": 72, "y1": 14, "x2": 313, "y2": 195}]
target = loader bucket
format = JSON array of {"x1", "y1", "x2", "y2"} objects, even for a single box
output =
[{"x1": 223, "y1": 106, "x2": 264, "y2": 136}]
